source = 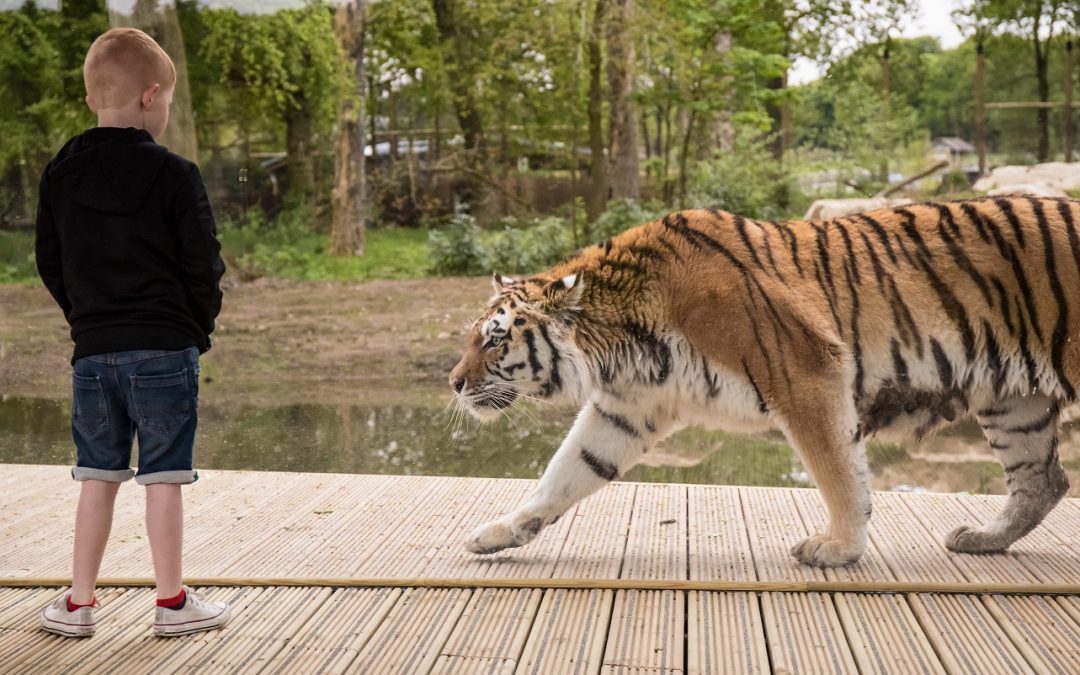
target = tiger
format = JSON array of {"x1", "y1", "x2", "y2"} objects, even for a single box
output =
[{"x1": 449, "y1": 196, "x2": 1077, "y2": 567}]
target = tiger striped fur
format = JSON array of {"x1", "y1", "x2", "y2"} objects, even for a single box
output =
[{"x1": 449, "y1": 196, "x2": 1077, "y2": 567}]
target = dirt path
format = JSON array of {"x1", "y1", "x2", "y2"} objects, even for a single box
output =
[{"x1": 0, "y1": 276, "x2": 491, "y2": 408}]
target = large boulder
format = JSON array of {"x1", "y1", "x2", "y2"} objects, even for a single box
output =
[
  {"x1": 973, "y1": 162, "x2": 1080, "y2": 195},
  {"x1": 803, "y1": 197, "x2": 913, "y2": 221}
]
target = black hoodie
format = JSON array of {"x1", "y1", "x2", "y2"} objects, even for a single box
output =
[{"x1": 35, "y1": 127, "x2": 225, "y2": 363}]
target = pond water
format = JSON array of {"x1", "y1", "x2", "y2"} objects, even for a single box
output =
[{"x1": 6, "y1": 394, "x2": 1077, "y2": 496}]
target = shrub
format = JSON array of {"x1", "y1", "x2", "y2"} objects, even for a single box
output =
[{"x1": 686, "y1": 138, "x2": 803, "y2": 220}]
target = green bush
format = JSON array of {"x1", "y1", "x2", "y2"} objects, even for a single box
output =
[
  {"x1": 590, "y1": 199, "x2": 669, "y2": 240},
  {"x1": 687, "y1": 138, "x2": 803, "y2": 220},
  {"x1": 428, "y1": 213, "x2": 578, "y2": 276},
  {"x1": 0, "y1": 230, "x2": 38, "y2": 284}
]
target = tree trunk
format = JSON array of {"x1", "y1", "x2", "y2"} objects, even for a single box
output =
[
  {"x1": 431, "y1": 0, "x2": 486, "y2": 208},
  {"x1": 1034, "y1": 31, "x2": 1051, "y2": 162},
  {"x1": 285, "y1": 98, "x2": 316, "y2": 211},
  {"x1": 678, "y1": 109, "x2": 696, "y2": 208},
  {"x1": 111, "y1": 0, "x2": 197, "y2": 161},
  {"x1": 606, "y1": 0, "x2": 638, "y2": 200},
  {"x1": 712, "y1": 30, "x2": 735, "y2": 154},
  {"x1": 585, "y1": 0, "x2": 607, "y2": 227},
  {"x1": 331, "y1": 0, "x2": 367, "y2": 257}
]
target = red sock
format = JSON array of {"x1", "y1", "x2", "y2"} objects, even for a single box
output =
[
  {"x1": 156, "y1": 588, "x2": 187, "y2": 609},
  {"x1": 67, "y1": 595, "x2": 95, "y2": 612}
]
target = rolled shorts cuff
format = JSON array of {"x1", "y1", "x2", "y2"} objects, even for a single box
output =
[
  {"x1": 135, "y1": 470, "x2": 199, "y2": 485},
  {"x1": 72, "y1": 467, "x2": 136, "y2": 483}
]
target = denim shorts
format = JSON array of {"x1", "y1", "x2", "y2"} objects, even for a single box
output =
[{"x1": 71, "y1": 347, "x2": 200, "y2": 485}]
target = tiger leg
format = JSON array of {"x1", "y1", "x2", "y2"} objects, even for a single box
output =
[
  {"x1": 945, "y1": 395, "x2": 1070, "y2": 553},
  {"x1": 783, "y1": 404, "x2": 872, "y2": 567},
  {"x1": 465, "y1": 398, "x2": 668, "y2": 555}
]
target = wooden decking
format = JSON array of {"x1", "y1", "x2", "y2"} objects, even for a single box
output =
[{"x1": 1, "y1": 464, "x2": 1079, "y2": 673}]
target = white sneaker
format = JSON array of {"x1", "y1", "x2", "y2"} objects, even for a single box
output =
[
  {"x1": 153, "y1": 587, "x2": 231, "y2": 637},
  {"x1": 40, "y1": 594, "x2": 96, "y2": 638}
]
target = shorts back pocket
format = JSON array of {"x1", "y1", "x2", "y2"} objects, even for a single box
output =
[
  {"x1": 72, "y1": 374, "x2": 108, "y2": 435},
  {"x1": 131, "y1": 369, "x2": 192, "y2": 433}
]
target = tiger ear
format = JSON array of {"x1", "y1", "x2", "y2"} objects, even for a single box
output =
[
  {"x1": 541, "y1": 273, "x2": 585, "y2": 311},
  {"x1": 491, "y1": 273, "x2": 515, "y2": 294}
]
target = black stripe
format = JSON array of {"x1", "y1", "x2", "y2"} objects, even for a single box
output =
[
  {"x1": 742, "y1": 358, "x2": 768, "y2": 413},
  {"x1": 992, "y1": 278, "x2": 1016, "y2": 336},
  {"x1": 581, "y1": 448, "x2": 618, "y2": 481},
  {"x1": 537, "y1": 322, "x2": 562, "y2": 395},
  {"x1": 593, "y1": 403, "x2": 640, "y2": 437},
  {"x1": 989, "y1": 440, "x2": 1010, "y2": 451},
  {"x1": 982, "y1": 320, "x2": 1005, "y2": 396},
  {"x1": 1016, "y1": 312, "x2": 1039, "y2": 391},
  {"x1": 887, "y1": 276, "x2": 923, "y2": 355},
  {"x1": 844, "y1": 264, "x2": 864, "y2": 399},
  {"x1": 733, "y1": 214, "x2": 765, "y2": 269},
  {"x1": 701, "y1": 355, "x2": 721, "y2": 398},
  {"x1": 930, "y1": 338, "x2": 954, "y2": 388},
  {"x1": 835, "y1": 220, "x2": 861, "y2": 286},
  {"x1": 814, "y1": 261, "x2": 844, "y2": 334},
  {"x1": 937, "y1": 214, "x2": 993, "y2": 307},
  {"x1": 916, "y1": 252, "x2": 977, "y2": 362},
  {"x1": 856, "y1": 214, "x2": 898, "y2": 264},
  {"x1": 757, "y1": 222, "x2": 784, "y2": 281},
  {"x1": 522, "y1": 328, "x2": 543, "y2": 376},
  {"x1": 663, "y1": 213, "x2": 748, "y2": 272},
  {"x1": 1005, "y1": 402, "x2": 1059, "y2": 434},
  {"x1": 859, "y1": 232, "x2": 887, "y2": 291},
  {"x1": 1031, "y1": 197, "x2": 1075, "y2": 399},
  {"x1": 1059, "y1": 199, "x2": 1080, "y2": 279},
  {"x1": 959, "y1": 201, "x2": 990, "y2": 242},
  {"x1": 895, "y1": 208, "x2": 932, "y2": 258},
  {"x1": 934, "y1": 203, "x2": 963, "y2": 239},
  {"x1": 995, "y1": 197, "x2": 1026, "y2": 248},
  {"x1": 655, "y1": 236, "x2": 684, "y2": 262},
  {"x1": 890, "y1": 339, "x2": 909, "y2": 385},
  {"x1": 772, "y1": 220, "x2": 803, "y2": 275},
  {"x1": 813, "y1": 223, "x2": 836, "y2": 297},
  {"x1": 977, "y1": 406, "x2": 1010, "y2": 417}
]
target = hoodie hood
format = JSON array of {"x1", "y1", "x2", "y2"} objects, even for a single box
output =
[{"x1": 48, "y1": 128, "x2": 168, "y2": 215}]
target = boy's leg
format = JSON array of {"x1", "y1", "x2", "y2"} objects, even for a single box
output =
[
  {"x1": 145, "y1": 483, "x2": 183, "y2": 599},
  {"x1": 71, "y1": 480, "x2": 121, "y2": 605}
]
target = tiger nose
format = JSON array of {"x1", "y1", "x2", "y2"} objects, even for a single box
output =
[{"x1": 450, "y1": 375, "x2": 466, "y2": 393}]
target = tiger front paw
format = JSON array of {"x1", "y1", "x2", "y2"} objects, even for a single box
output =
[
  {"x1": 791, "y1": 533, "x2": 864, "y2": 567},
  {"x1": 464, "y1": 515, "x2": 545, "y2": 555}
]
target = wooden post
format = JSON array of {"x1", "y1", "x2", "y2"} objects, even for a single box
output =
[
  {"x1": 975, "y1": 39, "x2": 987, "y2": 176},
  {"x1": 1066, "y1": 39, "x2": 1074, "y2": 163}
]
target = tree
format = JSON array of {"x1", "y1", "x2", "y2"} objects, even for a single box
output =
[
  {"x1": 971, "y1": 0, "x2": 1068, "y2": 161},
  {"x1": 585, "y1": 0, "x2": 607, "y2": 225},
  {"x1": 332, "y1": 0, "x2": 367, "y2": 256},
  {"x1": 607, "y1": 0, "x2": 639, "y2": 200}
]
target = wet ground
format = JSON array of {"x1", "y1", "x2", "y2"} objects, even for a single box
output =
[{"x1": 2, "y1": 279, "x2": 1077, "y2": 495}]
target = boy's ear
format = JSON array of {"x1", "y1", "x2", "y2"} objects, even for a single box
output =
[
  {"x1": 85, "y1": 94, "x2": 98, "y2": 113},
  {"x1": 541, "y1": 273, "x2": 585, "y2": 312},
  {"x1": 140, "y1": 83, "x2": 161, "y2": 110}
]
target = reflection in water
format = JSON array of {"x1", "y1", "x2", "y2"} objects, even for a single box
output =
[{"x1": 2, "y1": 396, "x2": 1077, "y2": 495}]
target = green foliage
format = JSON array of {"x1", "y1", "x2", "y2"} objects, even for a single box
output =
[
  {"x1": 427, "y1": 213, "x2": 578, "y2": 277},
  {"x1": 0, "y1": 230, "x2": 38, "y2": 284},
  {"x1": 590, "y1": 199, "x2": 669, "y2": 240},
  {"x1": 686, "y1": 135, "x2": 803, "y2": 220},
  {"x1": 218, "y1": 208, "x2": 429, "y2": 281}
]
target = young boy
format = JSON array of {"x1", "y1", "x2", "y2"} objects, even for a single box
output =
[{"x1": 35, "y1": 27, "x2": 229, "y2": 638}]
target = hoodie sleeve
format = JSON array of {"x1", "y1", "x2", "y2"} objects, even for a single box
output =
[
  {"x1": 34, "y1": 169, "x2": 72, "y2": 318},
  {"x1": 176, "y1": 162, "x2": 226, "y2": 349}
]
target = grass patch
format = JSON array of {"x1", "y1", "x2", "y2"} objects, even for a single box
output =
[{"x1": 0, "y1": 230, "x2": 38, "y2": 284}]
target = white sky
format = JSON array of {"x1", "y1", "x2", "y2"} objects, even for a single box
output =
[{"x1": 790, "y1": 0, "x2": 967, "y2": 84}]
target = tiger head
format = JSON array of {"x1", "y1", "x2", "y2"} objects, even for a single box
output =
[{"x1": 449, "y1": 272, "x2": 586, "y2": 421}]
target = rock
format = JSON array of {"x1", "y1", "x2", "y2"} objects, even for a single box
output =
[
  {"x1": 803, "y1": 197, "x2": 914, "y2": 221},
  {"x1": 973, "y1": 162, "x2": 1080, "y2": 195}
]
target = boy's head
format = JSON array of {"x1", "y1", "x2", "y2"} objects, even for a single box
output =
[{"x1": 83, "y1": 28, "x2": 176, "y2": 136}]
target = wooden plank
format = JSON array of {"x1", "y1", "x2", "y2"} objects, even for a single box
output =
[
  {"x1": 869, "y1": 493, "x2": 966, "y2": 583},
  {"x1": 833, "y1": 594, "x2": 945, "y2": 674},
  {"x1": 898, "y1": 492, "x2": 1043, "y2": 584},
  {"x1": 350, "y1": 588, "x2": 470, "y2": 673},
  {"x1": 982, "y1": 595, "x2": 1080, "y2": 674},
  {"x1": 516, "y1": 589, "x2": 613, "y2": 675},
  {"x1": 432, "y1": 588, "x2": 541, "y2": 674},
  {"x1": 907, "y1": 594, "x2": 1034, "y2": 674},
  {"x1": 738, "y1": 487, "x2": 824, "y2": 582},
  {"x1": 686, "y1": 485, "x2": 755, "y2": 581},
  {"x1": 602, "y1": 590, "x2": 684, "y2": 673},
  {"x1": 686, "y1": 592, "x2": 769, "y2": 675},
  {"x1": 789, "y1": 489, "x2": 897, "y2": 582},
  {"x1": 621, "y1": 483, "x2": 686, "y2": 581},
  {"x1": 262, "y1": 588, "x2": 402, "y2": 674},
  {"x1": 761, "y1": 592, "x2": 858, "y2": 674},
  {"x1": 551, "y1": 482, "x2": 637, "y2": 579}
]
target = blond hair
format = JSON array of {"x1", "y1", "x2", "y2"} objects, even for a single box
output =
[{"x1": 83, "y1": 28, "x2": 177, "y2": 108}]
